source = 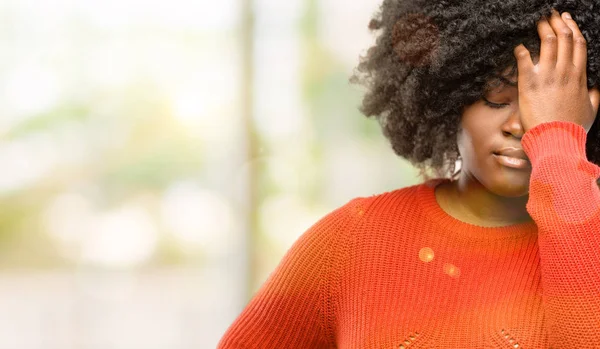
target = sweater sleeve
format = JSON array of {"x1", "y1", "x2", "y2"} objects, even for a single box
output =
[
  {"x1": 521, "y1": 121, "x2": 600, "y2": 347},
  {"x1": 217, "y1": 198, "x2": 365, "y2": 349}
]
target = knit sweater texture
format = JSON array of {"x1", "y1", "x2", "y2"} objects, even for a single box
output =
[{"x1": 218, "y1": 121, "x2": 600, "y2": 348}]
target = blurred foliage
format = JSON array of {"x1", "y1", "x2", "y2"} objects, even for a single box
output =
[
  {"x1": 0, "y1": 0, "x2": 410, "y2": 274},
  {"x1": 6, "y1": 103, "x2": 91, "y2": 139}
]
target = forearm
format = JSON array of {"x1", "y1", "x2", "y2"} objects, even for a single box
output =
[{"x1": 523, "y1": 121, "x2": 600, "y2": 346}]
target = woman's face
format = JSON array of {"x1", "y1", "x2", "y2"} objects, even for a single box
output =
[{"x1": 457, "y1": 73, "x2": 532, "y2": 198}]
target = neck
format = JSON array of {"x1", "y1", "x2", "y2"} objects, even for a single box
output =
[{"x1": 438, "y1": 176, "x2": 533, "y2": 227}]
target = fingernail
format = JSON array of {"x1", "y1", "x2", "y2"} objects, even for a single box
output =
[{"x1": 564, "y1": 12, "x2": 572, "y2": 20}]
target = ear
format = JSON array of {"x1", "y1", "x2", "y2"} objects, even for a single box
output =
[{"x1": 589, "y1": 86, "x2": 600, "y2": 116}]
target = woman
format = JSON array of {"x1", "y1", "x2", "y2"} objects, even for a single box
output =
[{"x1": 219, "y1": 1, "x2": 600, "y2": 347}]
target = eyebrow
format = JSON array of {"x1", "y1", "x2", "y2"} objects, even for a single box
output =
[
  {"x1": 485, "y1": 75, "x2": 518, "y2": 91},
  {"x1": 498, "y1": 76, "x2": 518, "y2": 87}
]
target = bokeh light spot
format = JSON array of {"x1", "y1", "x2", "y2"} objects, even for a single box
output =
[
  {"x1": 443, "y1": 263, "x2": 461, "y2": 278},
  {"x1": 418, "y1": 247, "x2": 434, "y2": 263}
]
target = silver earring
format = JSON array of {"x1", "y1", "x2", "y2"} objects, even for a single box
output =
[{"x1": 452, "y1": 156, "x2": 462, "y2": 179}]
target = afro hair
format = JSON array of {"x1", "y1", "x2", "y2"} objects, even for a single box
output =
[{"x1": 351, "y1": 0, "x2": 600, "y2": 181}]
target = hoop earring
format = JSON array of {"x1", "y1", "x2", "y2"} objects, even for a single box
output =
[{"x1": 452, "y1": 156, "x2": 462, "y2": 179}]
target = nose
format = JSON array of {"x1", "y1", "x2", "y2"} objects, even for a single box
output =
[{"x1": 501, "y1": 107, "x2": 525, "y2": 139}]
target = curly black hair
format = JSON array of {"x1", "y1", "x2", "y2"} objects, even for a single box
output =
[{"x1": 351, "y1": 0, "x2": 600, "y2": 181}]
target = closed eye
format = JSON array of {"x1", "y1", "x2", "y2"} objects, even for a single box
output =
[{"x1": 482, "y1": 97, "x2": 509, "y2": 109}]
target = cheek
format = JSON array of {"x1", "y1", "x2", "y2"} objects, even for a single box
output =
[
  {"x1": 456, "y1": 126, "x2": 493, "y2": 163},
  {"x1": 457, "y1": 105, "x2": 500, "y2": 162}
]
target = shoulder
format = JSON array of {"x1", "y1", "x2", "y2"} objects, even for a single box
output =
[
  {"x1": 319, "y1": 182, "x2": 428, "y2": 251},
  {"x1": 352, "y1": 181, "x2": 425, "y2": 220},
  {"x1": 300, "y1": 181, "x2": 428, "y2": 251}
]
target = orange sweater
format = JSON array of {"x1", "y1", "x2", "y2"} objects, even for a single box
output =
[{"x1": 218, "y1": 121, "x2": 600, "y2": 348}]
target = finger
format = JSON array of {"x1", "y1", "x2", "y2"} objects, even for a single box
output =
[
  {"x1": 537, "y1": 16, "x2": 558, "y2": 67},
  {"x1": 562, "y1": 12, "x2": 588, "y2": 72},
  {"x1": 548, "y1": 9, "x2": 573, "y2": 70},
  {"x1": 514, "y1": 44, "x2": 534, "y2": 78}
]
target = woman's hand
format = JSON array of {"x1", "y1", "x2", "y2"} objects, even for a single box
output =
[{"x1": 514, "y1": 9, "x2": 600, "y2": 134}]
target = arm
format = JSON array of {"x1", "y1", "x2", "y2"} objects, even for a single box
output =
[
  {"x1": 217, "y1": 198, "x2": 365, "y2": 349},
  {"x1": 522, "y1": 121, "x2": 600, "y2": 347}
]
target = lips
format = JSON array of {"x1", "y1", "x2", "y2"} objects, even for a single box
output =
[{"x1": 494, "y1": 148, "x2": 529, "y2": 161}]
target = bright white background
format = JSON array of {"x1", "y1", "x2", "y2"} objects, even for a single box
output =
[{"x1": 0, "y1": 0, "x2": 420, "y2": 348}]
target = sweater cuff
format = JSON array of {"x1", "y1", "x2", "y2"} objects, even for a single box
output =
[{"x1": 521, "y1": 121, "x2": 588, "y2": 167}]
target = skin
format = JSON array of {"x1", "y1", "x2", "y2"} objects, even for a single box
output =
[{"x1": 436, "y1": 9, "x2": 600, "y2": 227}]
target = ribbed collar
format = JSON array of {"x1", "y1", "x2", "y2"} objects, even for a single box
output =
[{"x1": 415, "y1": 178, "x2": 537, "y2": 241}]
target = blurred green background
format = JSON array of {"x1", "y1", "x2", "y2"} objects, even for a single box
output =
[{"x1": 0, "y1": 0, "x2": 420, "y2": 347}]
